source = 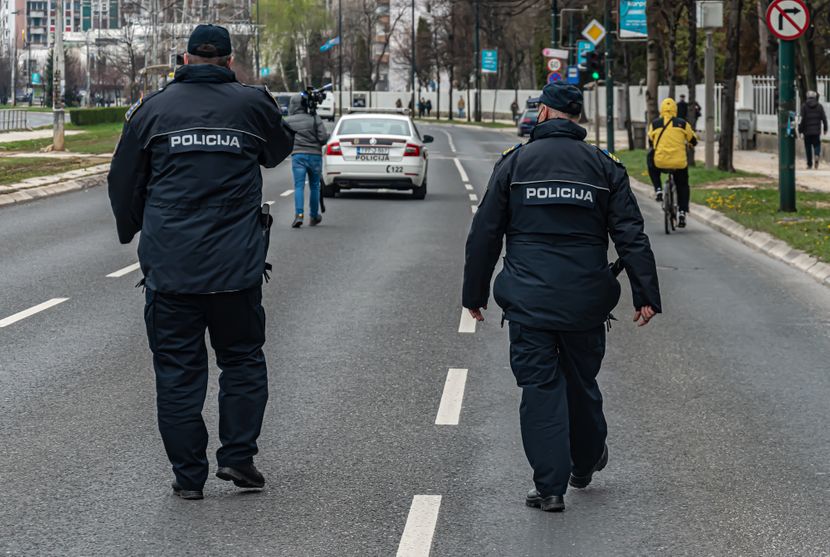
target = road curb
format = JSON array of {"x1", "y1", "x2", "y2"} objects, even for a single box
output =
[
  {"x1": 0, "y1": 163, "x2": 109, "y2": 207},
  {"x1": 629, "y1": 177, "x2": 830, "y2": 289}
]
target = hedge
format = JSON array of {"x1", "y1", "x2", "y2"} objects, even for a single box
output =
[{"x1": 69, "y1": 106, "x2": 128, "y2": 126}]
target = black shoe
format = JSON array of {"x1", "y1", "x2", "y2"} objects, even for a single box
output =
[
  {"x1": 678, "y1": 211, "x2": 687, "y2": 228},
  {"x1": 172, "y1": 481, "x2": 204, "y2": 500},
  {"x1": 569, "y1": 444, "x2": 608, "y2": 489},
  {"x1": 216, "y1": 463, "x2": 265, "y2": 489},
  {"x1": 655, "y1": 190, "x2": 663, "y2": 202},
  {"x1": 525, "y1": 488, "x2": 565, "y2": 512},
  {"x1": 291, "y1": 214, "x2": 304, "y2": 228},
  {"x1": 816, "y1": 161, "x2": 820, "y2": 170},
  {"x1": 309, "y1": 214, "x2": 322, "y2": 227}
]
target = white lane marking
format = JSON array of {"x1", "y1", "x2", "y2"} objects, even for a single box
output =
[
  {"x1": 470, "y1": 206, "x2": 477, "y2": 215},
  {"x1": 106, "y1": 262, "x2": 141, "y2": 278},
  {"x1": 453, "y1": 158, "x2": 469, "y2": 183},
  {"x1": 0, "y1": 298, "x2": 69, "y2": 328},
  {"x1": 396, "y1": 495, "x2": 442, "y2": 557},
  {"x1": 265, "y1": 200, "x2": 275, "y2": 206},
  {"x1": 468, "y1": 193, "x2": 478, "y2": 202},
  {"x1": 435, "y1": 368, "x2": 468, "y2": 425},
  {"x1": 464, "y1": 183, "x2": 474, "y2": 191},
  {"x1": 280, "y1": 189, "x2": 293, "y2": 197},
  {"x1": 458, "y1": 308, "x2": 477, "y2": 333},
  {"x1": 439, "y1": 129, "x2": 456, "y2": 153}
]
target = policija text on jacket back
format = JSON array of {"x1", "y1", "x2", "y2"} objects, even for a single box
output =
[{"x1": 107, "y1": 24, "x2": 294, "y2": 500}]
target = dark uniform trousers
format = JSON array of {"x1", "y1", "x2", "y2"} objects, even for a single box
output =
[
  {"x1": 144, "y1": 286, "x2": 268, "y2": 490},
  {"x1": 508, "y1": 321, "x2": 608, "y2": 497}
]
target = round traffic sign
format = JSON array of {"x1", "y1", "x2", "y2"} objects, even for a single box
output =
[
  {"x1": 547, "y1": 72, "x2": 563, "y2": 84},
  {"x1": 547, "y1": 58, "x2": 562, "y2": 72},
  {"x1": 766, "y1": 0, "x2": 809, "y2": 41}
]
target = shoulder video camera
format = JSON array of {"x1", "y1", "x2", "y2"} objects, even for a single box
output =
[{"x1": 303, "y1": 83, "x2": 333, "y2": 115}]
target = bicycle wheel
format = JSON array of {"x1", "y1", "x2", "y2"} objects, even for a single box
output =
[
  {"x1": 669, "y1": 177, "x2": 678, "y2": 231},
  {"x1": 663, "y1": 179, "x2": 672, "y2": 235}
]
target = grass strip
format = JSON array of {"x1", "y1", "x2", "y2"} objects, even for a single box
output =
[
  {"x1": 614, "y1": 149, "x2": 760, "y2": 186},
  {"x1": 0, "y1": 157, "x2": 109, "y2": 186},
  {"x1": 0, "y1": 122, "x2": 123, "y2": 155}
]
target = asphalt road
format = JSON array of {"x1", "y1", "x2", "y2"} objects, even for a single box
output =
[{"x1": 1, "y1": 122, "x2": 829, "y2": 556}]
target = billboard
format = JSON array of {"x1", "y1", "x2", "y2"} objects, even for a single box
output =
[{"x1": 619, "y1": 0, "x2": 648, "y2": 40}]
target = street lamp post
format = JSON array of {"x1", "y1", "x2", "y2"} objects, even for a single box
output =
[
  {"x1": 474, "y1": 0, "x2": 480, "y2": 122},
  {"x1": 410, "y1": 0, "x2": 415, "y2": 117},
  {"x1": 52, "y1": 0, "x2": 65, "y2": 151},
  {"x1": 339, "y1": 0, "x2": 343, "y2": 116}
]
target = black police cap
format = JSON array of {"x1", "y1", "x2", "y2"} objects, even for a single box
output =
[
  {"x1": 187, "y1": 24, "x2": 232, "y2": 58},
  {"x1": 530, "y1": 82, "x2": 583, "y2": 115}
]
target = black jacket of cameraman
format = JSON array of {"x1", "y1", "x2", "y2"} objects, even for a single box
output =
[
  {"x1": 283, "y1": 94, "x2": 330, "y2": 155},
  {"x1": 107, "y1": 63, "x2": 294, "y2": 294}
]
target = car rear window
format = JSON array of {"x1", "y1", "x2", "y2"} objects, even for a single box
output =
[{"x1": 338, "y1": 119, "x2": 411, "y2": 136}]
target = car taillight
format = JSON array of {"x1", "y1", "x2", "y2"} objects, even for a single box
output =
[
  {"x1": 404, "y1": 143, "x2": 421, "y2": 157},
  {"x1": 522, "y1": 118, "x2": 533, "y2": 124},
  {"x1": 326, "y1": 142, "x2": 342, "y2": 155}
]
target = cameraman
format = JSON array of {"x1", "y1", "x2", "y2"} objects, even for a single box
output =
[{"x1": 284, "y1": 92, "x2": 330, "y2": 228}]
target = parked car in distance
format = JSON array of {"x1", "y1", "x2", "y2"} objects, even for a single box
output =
[
  {"x1": 517, "y1": 108, "x2": 538, "y2": 137},
  {"x1": 317, "y1": 94, "x2": 335, "y2": 121}
]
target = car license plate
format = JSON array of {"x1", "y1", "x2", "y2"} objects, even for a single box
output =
[{"x1": 357, "y1": 147, "x2": 389, "y2": 155}]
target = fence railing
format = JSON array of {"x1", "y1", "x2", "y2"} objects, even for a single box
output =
[{"x1": 0, "y1": 110, "x2": 28, "y2": 132}]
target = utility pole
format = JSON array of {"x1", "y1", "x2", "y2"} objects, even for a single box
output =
[
  {"x1": 604, "y1": 0, "x2": 614, "y2": 152},
  {"x1": 551, "y1": 0, "x2": 558, "y2": 48},
  {"x1": 704, "y1": 30, "x2": 714, "y2": 169},
  {"x1": 10, "y1": 9, "x2": 17, "y2": 106},
  {"x1": 410, "y1": 0, "x2": 415, "y2": 117},
  {"x1": 85, "y1": 32, "x2": 90, "y2": 107},
  {"x1": 778, "y1": 37, "x2": 796, "y2": 211},
  {"x1": 594, "y1": 81, "x2": 600, "y2": 146},
  {"x1": 338, "y1": 0, "x2": 342, "y2": 116},
  {"x1": 254, "y1": 0, "x2": 260, "y2": 82},
  {"x1": 52, "y1": 0, "x2": 64, "y2": 151},
  {"x1": 474, "y1": 0, "x2": 480, "y2": 122}
]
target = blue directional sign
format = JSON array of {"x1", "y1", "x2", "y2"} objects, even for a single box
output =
[
  {"x1": 619, "y1": 0, "x2": 648, "y2": 40},
  {"x1": 577, "y1": 40, "x2": 595, "y2": 68},
  {"x1": 481, "y1": 49, "x2": 498, "y2": 74},
  {"x1": 567, "y1": 66, "x2": 580, "y2": 84},
  {"x1": 260, "y1": 67, "x2": 271, "y2": 78}
]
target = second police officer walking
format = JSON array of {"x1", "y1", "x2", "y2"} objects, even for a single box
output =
[
  {"x1": 462, "y1": 82, "x2": 662, "y2": 512},
  {"x1": 108, "y1": 24, "x2": 294, "y2": 500}
]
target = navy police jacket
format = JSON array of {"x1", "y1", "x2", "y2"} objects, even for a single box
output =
[
  {"x1": 107, "y1": 64, "x2": 294, "y2": 294},
  {"x1": 462, "y1": 118, "x2": 661, "y2": 331}
]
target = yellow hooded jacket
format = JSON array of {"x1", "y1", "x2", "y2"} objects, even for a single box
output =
[{"x1": 647, "y1": 98, "x2": 698, "y2": 170}]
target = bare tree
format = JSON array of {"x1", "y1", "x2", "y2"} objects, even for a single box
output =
[{"x1": 718, "y1": 0, "x2": 744, "y2": 172}]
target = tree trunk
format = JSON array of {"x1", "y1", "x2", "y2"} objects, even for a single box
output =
[
  {"x1": 686, "y1": 0, "x2": 698, "y2": 166},
  {"x1": 763, "y1": 0, "x2": 778, "y2": 75},
  {"x1": 448, "y1": 63, "x2": 454, "y2": 120},
  {"x1": 646, "y1": 3, "x2": 661, "y2": 122},
  {"x1": 666, "y1": 22, "x2": 678, "y2": 98},
  {"x1": 718, "y1": 0, "x2": 743, "y2": 172},
  {"x1": 623, "y1": 43, "x2": 634, "y2": 150},
  {"x1": 796, "y1": 34, "x2": 817, "y2": 100}
]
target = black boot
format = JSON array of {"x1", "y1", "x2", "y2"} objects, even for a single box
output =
[
  {"x1": 569, "y1": 444, "x2": 609, "y2": 489},
  {"x1": 216, "y1": 463, "x2": 265, "y2": 489},
  {"x1": 172, "y1": 481, "x2": 204, "y2": 500},
  {"x1": 525, "y1": 488, "x2": 565, "y2": 512}
]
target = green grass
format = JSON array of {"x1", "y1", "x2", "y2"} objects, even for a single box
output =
[
  {"x1": 615, "y1": 149, "x2": 760, "y2": 186},
  {"x1": 0, "y1": 105, "x2": 54, "y2": 112},
  {"x1": 692, "y1": 188, "x2": 830, "y2": 262},
  {"x1": 0, "y1": 156, "x2": 110, "y2": 186},
  {"x1": 417, "y1": 118, "x2": 515, "y2": 129},
  {"x1": 0, "y1": 122, "x2": 123, "y2": 155}
]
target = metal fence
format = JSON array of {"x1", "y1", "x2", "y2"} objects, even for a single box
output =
[{"x1": 0, "y1": 110, "x2": 28, "y2": 132}]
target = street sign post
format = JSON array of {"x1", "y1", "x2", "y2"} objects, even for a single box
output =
[
  {"x1": 481, "y1": 49, "x2": 498, "y2": 74},
  {"x1": 766, "y1": 0, "x2": 808, "y2": 212},
  {"x1": 581, "y1": 19, "x2": 607, "y2": 46}
]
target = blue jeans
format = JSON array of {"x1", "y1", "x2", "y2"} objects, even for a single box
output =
[{"x1": 291, "y1": 153, "x2": 322, "y2": 218}]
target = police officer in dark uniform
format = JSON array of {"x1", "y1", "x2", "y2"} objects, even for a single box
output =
[
  {"x1": 462, "y1": 82, "x2": 661, "y2": 512},
  {"x1": 107, "y1": 24, "x2": 294, "y2": 500}
]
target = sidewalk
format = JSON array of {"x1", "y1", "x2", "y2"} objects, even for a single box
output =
[{"x1": 0, "y1": 129, "x2": 82, "y2": 143}]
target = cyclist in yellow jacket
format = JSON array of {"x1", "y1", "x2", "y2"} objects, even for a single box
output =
[{"x1": 647, "y1": 97, "x2": 698, "y2": 228}]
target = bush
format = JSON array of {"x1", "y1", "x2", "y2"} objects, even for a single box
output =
[{"x1": 70, "y1": 106, "x2": 128, "y2": 126}]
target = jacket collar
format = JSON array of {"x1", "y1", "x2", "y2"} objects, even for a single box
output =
[
  {"x1": 530, "y1": 118, "x2": 587, "y2": 142},
  {"x1": 174, "y1": 64, "x2": 237, "y2": 84}
]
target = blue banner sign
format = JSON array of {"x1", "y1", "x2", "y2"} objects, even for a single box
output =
[
  {"x1": 320, "y1": 36, "x2": 341, "y2": 52},
  {"x1": 482, "y1": 49, "x2": 498, "y2": 74},
  {"x1": 619, "y1": 0, "x2": 648, "y2": 40},
  {"x1": 567, "y1": 66, "x2": 580, "y2": 84}
]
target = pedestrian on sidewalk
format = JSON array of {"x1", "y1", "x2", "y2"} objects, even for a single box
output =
[
  {"x1": 798, "y1": 91, "x2": 827, "y2": 170},
  {"x1": 107, "y1": 24, "x2": 294, "y2": 500},
  {"x1": 457, "y1": 96, "x2": 465, "y2": 118},
  {"x1": 462, "y1": 82, "x2": 661, "y2": 513},
  {"x1": 284, "y1": 92, "x2": 330, "y2": 228}
]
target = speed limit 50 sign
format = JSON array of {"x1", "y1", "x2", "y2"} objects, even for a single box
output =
[{"x1": 766, "y1": 0, "x2": 809, "y2": 41}]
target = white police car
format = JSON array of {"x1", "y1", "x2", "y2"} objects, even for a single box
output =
[{"x1": 321, "y1": 110, "x2": 432, "y2": 199}]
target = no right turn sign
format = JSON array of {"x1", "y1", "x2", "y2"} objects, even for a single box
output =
[{"x1": 765, "y1": 0, "x2": 809, "y2": 41}]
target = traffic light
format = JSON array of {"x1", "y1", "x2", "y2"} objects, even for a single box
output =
[{"x1": 586, "y1": 51, "x2": 604, "y2": 81}]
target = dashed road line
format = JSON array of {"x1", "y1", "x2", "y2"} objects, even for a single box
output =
[
  {"x1": 453, "y1": 158, "x2": 469, "y2": 183},
  {"x1": 470, "y1": 206, "x2": 477, "y2": 215},
  {"x1": 396, "y1": 495, "x2": 442, "y2": 557},
  {"x1": 106, "y1": 262, "x2": 141, "y2": 278},
  {"x1": 435, "y1": 368, "x2": 468, "y2": 425},
  {"x1": 280, "y1": 189, "x2": 293, "y2": 197},
  {"x1": 468, "y1": 193, "x2": 478, "y2": 202},
  {"x1": 464, "y1": 183, "x2": 473, "y2": 191},
  {"x1": 0, "y1": 298, "x2": 69, "y2": 328},
  {"x1": 458, "y1": 308, "x2": 477, "y2": 333}
]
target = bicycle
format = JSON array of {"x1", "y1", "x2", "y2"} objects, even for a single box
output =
[{"x1": 662, "y1": 173, "x2": 678, "y2": 235}]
